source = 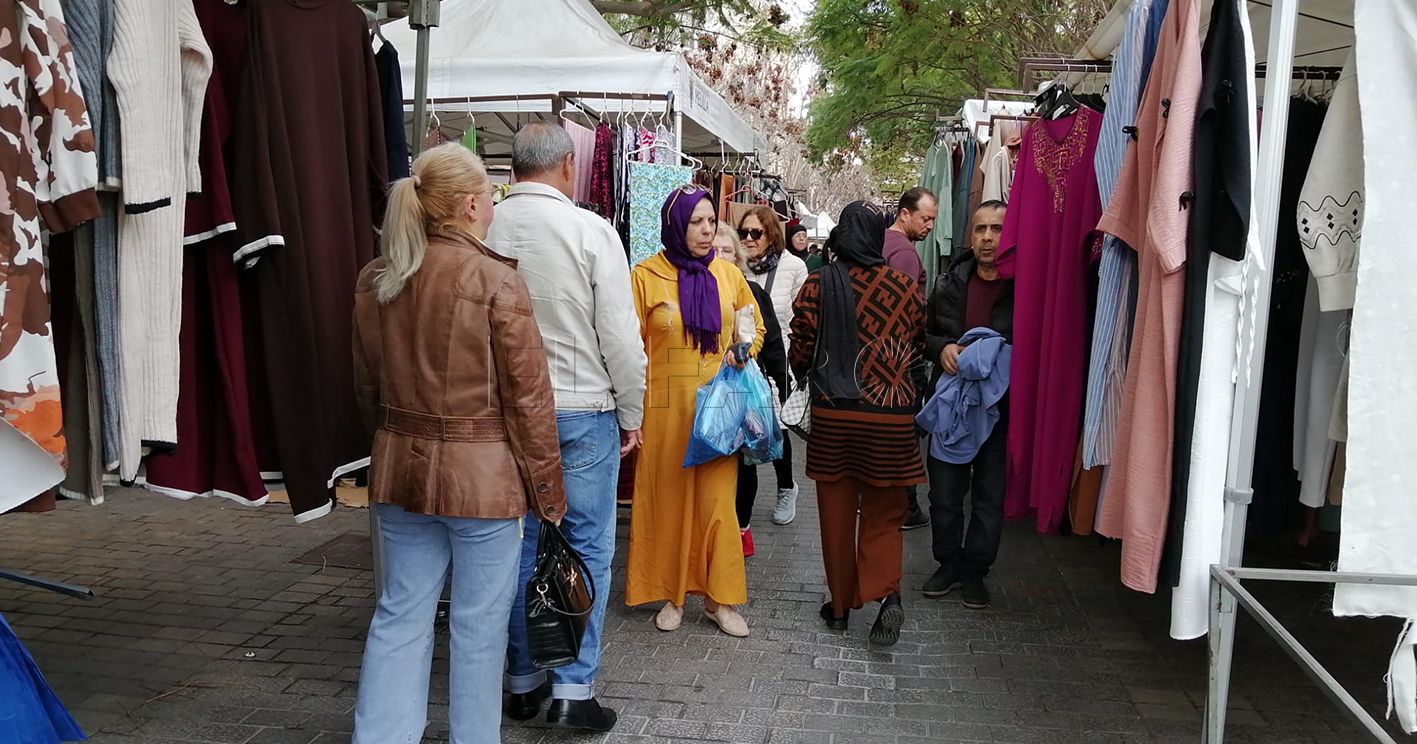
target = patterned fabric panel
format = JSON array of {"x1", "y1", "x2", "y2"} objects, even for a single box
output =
[{"x1": 628, "y1": 162, "x2": 693, "y2": 267}]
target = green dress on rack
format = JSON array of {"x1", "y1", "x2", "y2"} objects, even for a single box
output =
[{"x1": 915, "y1": 142, "x2": 954, "y2": 293}]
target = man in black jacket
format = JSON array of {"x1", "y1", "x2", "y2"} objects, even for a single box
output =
[{"x1": 921, "y1": 200, "x2": 1013, "y2": 609}]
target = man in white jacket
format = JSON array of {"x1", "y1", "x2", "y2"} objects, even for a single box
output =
[{"x1": 490, "y1": 123, "x2": 647, "y2": 733}]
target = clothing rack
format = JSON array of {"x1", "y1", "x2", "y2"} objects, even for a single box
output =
[
  {"x1": 1016, "y1": 56, "x2": 1115, "y2": 88},
  {"x1": 1201, "y1": 5, "x2": 1402, "y2": 743},
  {"x1": 1255, "y1": 63, "x2": 1343, "y2": 79},
  {"x1": 355, "y1": 0, "x2": 440, "y2": 158},
  {"x1": 976, "y1": 113, "x2": 1040, "y2": 139},
  {"x1": 981, "y1": 87, "x2": 1036, "y2": 109}
]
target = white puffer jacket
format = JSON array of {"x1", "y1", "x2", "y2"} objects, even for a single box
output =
[{"x1": 746, "y1": 250, "x2": 810, "y2": 361}]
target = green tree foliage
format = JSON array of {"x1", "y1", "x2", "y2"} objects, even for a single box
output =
[
  {"x1": 595, "y1": 1, "x2": 793, "y2": 50},
  {"x1": 805, "y1": 0, "x2": 1108, "y2": 189}
]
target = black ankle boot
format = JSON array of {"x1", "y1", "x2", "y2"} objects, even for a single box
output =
[
  {"x1": 819, "y1": 601, "x2": 848, "y2": 631},
  {"x1": 503, "y1": 680, "x2": 551, "y2": 721},
  {"x1": 869, "y1": 593, "x2": 905, "y2": 646},
  {"x1": 546, "y1": 697, "x2": 618, "y2": 732}
]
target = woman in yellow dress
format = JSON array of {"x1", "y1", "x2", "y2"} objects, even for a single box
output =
[{"x1": 627, "y1": 185, "x2": 764, "y2": 638}]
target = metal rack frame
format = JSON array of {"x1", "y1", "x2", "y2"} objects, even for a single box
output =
[
  {"x1": 1203, "y1": 2, "x2": 1413, "y2": 742},
  {"x1": 363, "y1": 0, "x2": 440, "y2": 603},
  {"x1": 1004, "y1": 10, "x2": 1401, "y2": 742}
]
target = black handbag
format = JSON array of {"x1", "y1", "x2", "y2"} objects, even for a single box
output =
[{"x1": 524, "y1": 519, "x2": 596, "y2": 670}]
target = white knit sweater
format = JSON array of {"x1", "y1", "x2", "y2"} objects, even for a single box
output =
[
  {"x1": 1296, "y1": 51, "x2": 1362, "y2": 313},
  {"x1": 108, "y1": 0, "x2": 211, "y2": 478}
]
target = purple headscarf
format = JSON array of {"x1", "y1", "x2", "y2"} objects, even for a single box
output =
[{"x1": 660, "y1": 186, "x2": 721, "y2": 355}]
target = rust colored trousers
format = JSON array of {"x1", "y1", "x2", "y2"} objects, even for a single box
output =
[{"x1": 816, "y1": 478, "x2": 907, "y2": 616}]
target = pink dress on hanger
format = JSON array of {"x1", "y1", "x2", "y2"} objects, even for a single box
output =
[
  {"x1": 563, "y1": 120, "x2": 596, "y2": 203},
  {"x1": 1095, "y1": 0, "x2": 1203, "y2": 595},
  {"x1": 997, "y1": 107, "x2": 1104, "y2": 534}
]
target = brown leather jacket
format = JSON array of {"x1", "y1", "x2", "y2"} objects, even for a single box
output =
[{"x1": 352, "y1": 231, "x2": 566, "y2": 521}]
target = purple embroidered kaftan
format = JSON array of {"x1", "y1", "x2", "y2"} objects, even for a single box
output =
[{"x1": 997, "y1": 108, "x2": 1104, "y2": 534}]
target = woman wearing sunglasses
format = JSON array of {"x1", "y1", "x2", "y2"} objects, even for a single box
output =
[
  {"x1": 626, "y1": 186, "x2": 765, "y2": 638},
  {"x1": 737, "y1": 205, "x2": 809, "y2": 527},
  {"x1": 713, "y1": 223, "x2": 790, "y2": 558}
]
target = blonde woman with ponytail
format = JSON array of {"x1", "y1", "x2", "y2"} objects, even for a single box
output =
[{"x1": 350, "y1": 143, "x2": 566, "y2": 744}]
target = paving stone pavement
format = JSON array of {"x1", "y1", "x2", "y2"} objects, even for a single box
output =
[{"x1": 0, "y1": 449, "x2": 1404, "y2": 744}]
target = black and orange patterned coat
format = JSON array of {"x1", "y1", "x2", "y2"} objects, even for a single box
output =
[{"x1": 788, "y1": 264, "x2": 927, "y2": 414}]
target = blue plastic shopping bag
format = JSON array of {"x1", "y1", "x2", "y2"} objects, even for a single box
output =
[
  {"x1": 740, "y1": 361, "x2": 783, "y2": 466},
  {"x1": 683, "y1": 364, "x2": 751, "y2": 468}
]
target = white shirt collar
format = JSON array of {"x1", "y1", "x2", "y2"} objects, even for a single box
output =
[{"x1": 506, "y1": 181, "x2": 574, "y2": 204}]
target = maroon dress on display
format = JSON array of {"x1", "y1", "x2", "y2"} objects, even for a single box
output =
[
  {"x1": 145, "y1": 0, "x2": 268, "y2": 506},
  {"x1": 996, "y1": 109, "x2": 1104, "y2": 534},
  {"x1": 229, "y1": 0, "x2": 387, "y2": 521}
]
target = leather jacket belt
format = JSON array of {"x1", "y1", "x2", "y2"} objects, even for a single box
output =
[{"x1": 381, "y1": 406, "x2": 509, "y2": 442}]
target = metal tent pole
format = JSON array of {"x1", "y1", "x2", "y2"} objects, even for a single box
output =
[
  {"x1": 672, "y1": 90, "x2": 684, "y2": 163},
  {"x1": 409, "y1": 0, "x2": 441, "y2": 158},
  {"x1": 371, "y1": 0, "x2": 440, "y2": 605},
  {"x1": 1204, "y1": 0, "x2": 1300, "y2": 740}
]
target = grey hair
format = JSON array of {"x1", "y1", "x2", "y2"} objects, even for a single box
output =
[
  {"x1": 715, "y1": 221, "x2": 750, "y2": 273},
  {"x1": 511, "y1": 122, "x2": 574, "y2": 178}
]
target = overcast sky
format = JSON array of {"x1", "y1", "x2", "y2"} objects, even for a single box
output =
[{"x1": 782, "y1": 0, "x2": 818, "y2": 116}]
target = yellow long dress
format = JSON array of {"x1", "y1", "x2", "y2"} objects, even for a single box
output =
[{"x1": 626, "y1": 253, "x2": 765, "y2": 607}]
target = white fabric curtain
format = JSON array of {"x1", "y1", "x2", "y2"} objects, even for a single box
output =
[{"x1": 1332, "y1": 0, "x2": 1417, "y2": 732}]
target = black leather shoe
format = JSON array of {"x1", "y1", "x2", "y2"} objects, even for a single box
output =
[
  {"x1": 961, "y1": 577, "x2": 991, "y2": 610},
  {"x1": 819, "y1": 601, "x2": 848, "y2": 631},
  {"x1": 503, "y1": 680, "x2": 551, "y2": 721},
  {"x1": 869, "y1": 593, "x2": 905, "y2": 646},
  {"x1": 902, "y1": 496, "x2": 930, "y2": 531},
  {"x1": 546, "y1": 697, "x2": 618, "y2": 732},
  {"x1": 922, "y1": 565, "x2": 961, "y2": 598}
]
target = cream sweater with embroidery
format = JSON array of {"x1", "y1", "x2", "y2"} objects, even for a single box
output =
[{"x1": 1296, "y1": 51, "x2": 1362, "y2": 313}]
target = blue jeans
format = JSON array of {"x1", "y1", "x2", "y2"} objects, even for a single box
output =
[
  {"x1": 353, "y1": 503, "x2": 521, "y2": 744},
  {"x1": 505, "y1": 410, "x2": 619, "y2": 701}
]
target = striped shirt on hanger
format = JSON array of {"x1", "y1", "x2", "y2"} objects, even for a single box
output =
[{"x1": 1082, "y1": 0, "x2": 1169, "y2": 470}]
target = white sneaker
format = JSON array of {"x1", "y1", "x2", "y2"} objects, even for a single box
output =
[{"x1": 772, "y1": 483, "x2": 799, "y2": 525}]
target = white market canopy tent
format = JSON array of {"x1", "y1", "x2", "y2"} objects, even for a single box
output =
[
  {"x1": 1079, "y1": 0, "x2": 1351, "y2": 68},
  {"x1": 959, "y1": 98, "x2": 1035, "y2": 143},
  {"x1": 381, "y1": 0, "x2": 768, "y2": 160}
]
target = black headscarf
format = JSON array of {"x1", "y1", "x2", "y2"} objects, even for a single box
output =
[
  {"x1": 810, "y1": 201, "x2": 890, "y2": 400},
  {"x1": 824, "y1": 201, "x2": 889, "y2": 268}
]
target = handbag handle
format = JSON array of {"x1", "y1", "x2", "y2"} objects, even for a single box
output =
[{"x1": 530, "y1": 519, "x2": 597, "y2": 617}]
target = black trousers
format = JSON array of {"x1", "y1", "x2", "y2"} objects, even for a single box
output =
[
  {"x1": 926, "y1": 409, "x2": 1008, "y2": 579},
  {"x1": 737, "y1": 435, "x2": 794, "y2": 527}
]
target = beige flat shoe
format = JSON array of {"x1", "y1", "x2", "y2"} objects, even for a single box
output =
[
  {"x1": 654, "y1": 602, "x2": 683, "y2": 632},
  {"x1": 704, "y1": 605, "x2": 750, "y2": 638}
]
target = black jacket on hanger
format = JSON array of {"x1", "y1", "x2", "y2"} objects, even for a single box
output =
[{"x1": 1161, "y1": 0, "x2": 1252, "y2": 587}]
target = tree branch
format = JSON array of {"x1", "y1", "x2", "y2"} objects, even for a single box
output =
[{"x1": 591, "y1": 0, "x2": 700, "y2": 17}]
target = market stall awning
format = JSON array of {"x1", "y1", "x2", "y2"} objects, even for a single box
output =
[
  {"x1": 1079, "y1": 0, "x2": 1352, "y2": 66},
  {"x1": 959, "y1": 99, "x2": 1036, "y2": 143},
  {"x1": 380, "y1": 0, "x2": 768, "y2": 158}
]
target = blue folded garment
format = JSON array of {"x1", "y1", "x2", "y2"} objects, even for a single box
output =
[{"x1": 916, "y1": 327, "x2": 1011, "y2": 464}]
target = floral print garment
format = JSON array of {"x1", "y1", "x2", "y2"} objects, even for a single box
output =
[
  {"x1": 0, "y1": 0, "x2": 101, "y2": 512},
  {"x1": 627, "y1": 162, "x2": 693, "y2": 268}
]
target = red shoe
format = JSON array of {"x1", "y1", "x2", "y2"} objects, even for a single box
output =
[{"x1": 741, "y1": 527, "x2": 755, "y2": 557}]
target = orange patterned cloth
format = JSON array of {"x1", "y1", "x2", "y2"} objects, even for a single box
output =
[{"x1": 0, "y1": 0, "x2": 101, "y2": 513}]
